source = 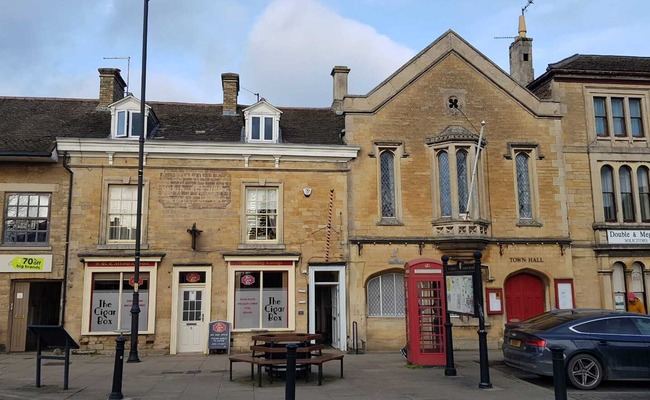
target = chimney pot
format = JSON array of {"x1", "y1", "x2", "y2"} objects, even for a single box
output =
[
  {"x1": 98, "y1": 68, "x2": 126, "y2": 108},
  {"x1": 221, "y1": 73, "x2": 240, "y2": 116}
]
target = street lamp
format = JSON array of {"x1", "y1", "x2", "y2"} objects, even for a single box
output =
[{"x1": 128, "y1": 0, "x2": 149, "y2": 363}]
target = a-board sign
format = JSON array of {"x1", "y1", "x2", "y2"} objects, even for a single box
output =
[{"x1": 208, "y1": 320, "x2": 230, "y2": 350}]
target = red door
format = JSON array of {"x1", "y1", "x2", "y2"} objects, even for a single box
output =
[{"x1": 505, "y1": 273, "x2": 545, "y2": 322}]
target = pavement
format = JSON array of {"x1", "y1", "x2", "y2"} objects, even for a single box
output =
[{"x1": 0, "y1": 348, "x2": 630, "y2": 400}]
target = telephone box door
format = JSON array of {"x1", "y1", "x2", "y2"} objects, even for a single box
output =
[{"x1": 404, "y1": 259, "x2": 446, "y2": 366}]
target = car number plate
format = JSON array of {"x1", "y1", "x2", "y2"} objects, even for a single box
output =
[{"x1": 509, "y1": 339, "x2": 521, "y2": 347}]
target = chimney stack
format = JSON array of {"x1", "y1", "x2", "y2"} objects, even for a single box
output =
[
  {"x1": 331, "y1": 66, "x2": 350, "y2": 111},
  {"x1": 221, "y1": 73, "x2": 240, "y2": 116},
  {"x1": 509, "y1": 14, "x2": 534, "y2": 86},
  {"x1": 98, "y1": 68, "x2": 126, "y2": 109}
]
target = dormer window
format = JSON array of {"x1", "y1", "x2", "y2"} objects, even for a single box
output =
[
  {"x1": 251, "y1": 116, "x2": 274, "y2": 141},
  {"x1": 109, "y1": 95, "x2": 157, "y2": 139},
  {"x1": 243, "y1": 100, "x2": 282, "y2": 143},
  {"x1": 116, "y1": 110, "x2": 143, "y2": 138}
]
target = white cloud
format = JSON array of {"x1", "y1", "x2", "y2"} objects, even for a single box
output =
[{"x1": 240, "y1": 0, "x2": 415, "y2": 107}]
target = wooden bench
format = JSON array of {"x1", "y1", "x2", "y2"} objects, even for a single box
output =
[
  {"x1": 302, "y1": 353, "x2": 344, "y2": 386},
  {"x1": 229, "y1": 355, "x2": 287, "y2": 387}
]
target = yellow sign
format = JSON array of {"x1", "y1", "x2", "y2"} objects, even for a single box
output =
[
  {"x1": 0, "y1": 255, "x2": 52, "y2": 273},
  {"x1": 11, "y1": 257, "x2": 45, "y2": 270}
]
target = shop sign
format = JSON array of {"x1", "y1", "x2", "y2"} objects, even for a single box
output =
[
  {"x1": 0, "y1": 255, "x2": 52, "y2": 272},
  {"x1": 607, "y1": 230, "x2": 650, "y2": 244}
]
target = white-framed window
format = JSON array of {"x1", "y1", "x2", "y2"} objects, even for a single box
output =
[
  {"x1": 243, "y1": 101, "x2": 281, "y2": 143},
  {"x1": 374, "y1": 142, "x2": 404, "y2": 225},
  {"x1": 598, "y1": 162, "x2": 650, "y2": 224},
  {"x1": 367, "y1": 272, "x2": 405, "y2": 317},
  {"x1": 108, "y1": 185, "x2": 138, "y2": 242},
  {"x1": 115, "y1": 110, "x2": 143, "y2": 138},
  {"x1": 226, "y1": 258, "x2": 297, "y2": 331},
  {"x1": 81, "y1": 260, "x2": 159, "y2": 335},
  {"x1": 242, "y1": 184, "x2": 282, "y2": 245},
  {"x1": 3, "y1": 193, "x2": 51, "y2": 245},
  {"x1": 109, "y1": 96, "x2": 157, "y2": 140},
  {"x1": 99, "y1": 179, "x2": 149, "y2": 248}
]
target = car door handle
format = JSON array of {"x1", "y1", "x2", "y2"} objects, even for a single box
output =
[{"x1": 598, "y1": 340, "x2": 608, "y2": 345}]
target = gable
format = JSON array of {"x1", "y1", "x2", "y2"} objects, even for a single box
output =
[{"x1": 343, "y1": 30, "x2": 560, "y2": 118}]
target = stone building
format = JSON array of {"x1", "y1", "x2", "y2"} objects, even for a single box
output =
[
  {"x1": 529, "y1": 54, "x2": 650, "y2": 315},
  {"x1": 1, "y1": 68, "x2": 358, "y2": 354},
  {"x1": 2, "y1": 18, "x2": 649, "y2": 355},
  {"x1": 336, "y1": 27, "x2": 572, "y2": 351}
]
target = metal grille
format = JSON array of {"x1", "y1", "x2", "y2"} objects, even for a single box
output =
[
  {"x1": 438, "y1": 151, "x2": 451, "y2": 217},
  {"x1": 380, "y1": 151, "x2": 396, "y2": 218},
  {"x1": 417, "y1": 280, "x2": 444, "y2": 354},
  {"x1": 367, "y1": 273, "x2": 405, "y2": 317},
  {"x1": 516, "y1": 153, "x2": 532, "y2": 219}
]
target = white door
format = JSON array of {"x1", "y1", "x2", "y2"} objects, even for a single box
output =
[
  {"x1": 331, "y1": 284, "x2": 340, "y2": 348},
  {"x1": 177, "y1": 286, "x2": 205, "y2": 353},
  {"x1": 308, "y1": 265, "x2": 347, "y2": 351}
]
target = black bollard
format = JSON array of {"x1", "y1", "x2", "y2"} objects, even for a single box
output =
[
  {"x1": 285, "y1": 344, "x2": 298, "y2": 400},
  {"x1": 549, "y1": 345, "x2": 567, "y2": 400},
  {"x1": 109, "y1": 335, "x2": 127, "y2": 400}
]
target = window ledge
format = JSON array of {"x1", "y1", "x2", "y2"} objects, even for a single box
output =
[
  {"x1": 237, "y1": 243, "x2": 286, "y2": 250},
  {"x1": 516, "y1": 219, "x2": 543, "y2": 227},
  {"x1": 0, "y1": 245, "x2": 52, "y2": 251},
  {"x1": 97, "y1": 243, "x2": 149, "y2": 250},
  {"x1": 367, "y1": 315, "x2": 405, "y2": 319},
  {"x1": 377, "y1": 218, "x2": 404, "y2": 226}
]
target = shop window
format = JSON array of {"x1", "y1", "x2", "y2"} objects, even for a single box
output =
[
  {"x1": 226, "y1": 259, "x2": 296, "y2": 331},
  {"x1": 82, "y1": 261, "x2": 159, "y2": 335},
  {"x1": 367, "y1": 272, "x2": 405, "y2": 317}
]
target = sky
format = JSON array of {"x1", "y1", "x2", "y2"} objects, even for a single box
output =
[{"x1": 1, "y1": 0, "x2": 649, "y2": 107}]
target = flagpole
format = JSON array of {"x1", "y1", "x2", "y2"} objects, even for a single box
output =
[{"x1": 465, "y1": 121, "x2": 485, "y2": 219}]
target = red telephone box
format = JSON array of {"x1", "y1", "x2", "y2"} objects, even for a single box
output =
[{"x1": 404, "y1": 259, "x2": 446, "y2": 366}]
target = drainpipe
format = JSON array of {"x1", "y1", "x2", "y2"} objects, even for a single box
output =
[{"x1": 61, "y1": 152, "x2": 73, "y2": 327}]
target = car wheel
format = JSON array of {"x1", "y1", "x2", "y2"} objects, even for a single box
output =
[{"x1": 566, "y1": 354, "x2": 603, "y2": 390}]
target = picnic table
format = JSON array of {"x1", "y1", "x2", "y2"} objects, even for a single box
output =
[{"x1": 229, "y1": 332, "x2": 344, "y2": 386}]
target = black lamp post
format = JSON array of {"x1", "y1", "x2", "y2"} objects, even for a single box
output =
[
  {"x1": 128, "y1": 0, "x2": 149, "y2": 363},
  {"x1": 473, "y1": 251, "x2": 492, "y2": 388}
]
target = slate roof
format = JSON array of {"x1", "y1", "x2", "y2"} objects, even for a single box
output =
[
  {"x1": 0, "y1": 97, "x2": 345, "y2": 158},
  {"x1": 528, "y1": 54, "x2": 650, "y2": 93},
  {"x1": 546, "y1": 54, "x2": 650, "y2": 73}
]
